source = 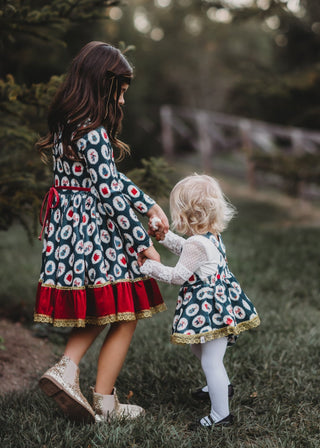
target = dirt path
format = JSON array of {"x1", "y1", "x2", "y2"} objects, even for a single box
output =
[{"x1": 0, "y1": 319, "x2": 55, "y2": 395}]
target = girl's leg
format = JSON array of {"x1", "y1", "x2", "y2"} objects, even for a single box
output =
[
  {"x1": 190, "y1": 343, "x2": 202, "y2": 360},
  {"x1": 91, "y1": 320, "x2": 145, "y2": 421},
  {"x1": 64, "y1": 325, "x2": 105, "y2": 365},
  {"x1": 95, "y1": 320, "x2": 138, "y2": 394},
  {"x1": 39, "y1": 325, "x2": 105, "y2": 422},
  {"x1": 200, "y1": 337, "x2": 229, "y2": 423}
]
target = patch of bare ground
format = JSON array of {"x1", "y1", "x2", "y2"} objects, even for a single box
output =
[{"x1": 0, "y1": 319, "x2": 55, "y2": 395}]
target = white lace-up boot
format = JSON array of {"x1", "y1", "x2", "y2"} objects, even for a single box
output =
[
  {"x1": 39, "y1": 355, "x2": 95, "y2": 423},
  {"x1": 92, "y1": 387, "x2": 144, "y2": 422}
]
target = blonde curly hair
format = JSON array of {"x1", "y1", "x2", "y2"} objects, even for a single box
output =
[{"x1": 170, "y1": 174, "x2": 236, "y2": 235}]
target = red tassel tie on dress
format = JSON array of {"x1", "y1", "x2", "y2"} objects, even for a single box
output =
[{"x1": 38, "y1": 186, "x2": 90, "y2": 240}]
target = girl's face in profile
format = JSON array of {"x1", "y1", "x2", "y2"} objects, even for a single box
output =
[{"x1": 117, "y1": 83, "x2": 129, "y2": 106}]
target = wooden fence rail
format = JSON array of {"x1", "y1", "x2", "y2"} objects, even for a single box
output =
[{"x1": 160, "y1": 105, "x2": 320, "y2": 196}]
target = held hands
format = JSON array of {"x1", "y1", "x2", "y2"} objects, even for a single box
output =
[
  {"x1": 146, "y1": 204, "x2": 169, "y2": 241},
  {"x1": 137, "y1": 245, "x2": 160, "y2": 267},
  {"x1": 138, "y1": 203, "x2": 168, "y2": 268}
]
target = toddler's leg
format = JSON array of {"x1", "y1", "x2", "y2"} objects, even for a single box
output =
[
  {"x1": 190, "y1": 344, "x2": 209, "y2": 396},
  {"x1": 191, "y1": 341, "x2": 233, "y2": 400},
  {"x1": 200, "y1": 337, "x2": 229, "y2": 424}
]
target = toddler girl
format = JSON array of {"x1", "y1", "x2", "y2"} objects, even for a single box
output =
[{"x1": 140, "y1": 174, "x2": 260, "y2": 428}]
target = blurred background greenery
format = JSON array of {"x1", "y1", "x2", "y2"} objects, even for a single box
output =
[{"x1": 1, "y1": 0, "x2": 320, "y2": 234}]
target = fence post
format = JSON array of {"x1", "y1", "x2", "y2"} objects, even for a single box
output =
[
  {"x1": 291, "y1": 129, "x2": 305, "y2": 197},
  {"x1": 195, "y1": 110, "x2": 212, "y2": 172},
  {"x1": 160, "y1": 105, "x2": 174, "y2": 160},
  {"x1": 240, "y1": 119, "x2": 256, "y2": 190}
]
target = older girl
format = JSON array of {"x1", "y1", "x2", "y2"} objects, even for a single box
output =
[
  {"x1": 140, "y1": 174, "x2": 260, "y2": 428},
  {"x1": 35, "y1": 42, "x2": 168, "y2": 423}
]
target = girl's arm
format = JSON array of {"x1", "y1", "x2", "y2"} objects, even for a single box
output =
[
  {"x1": 139, "y1": 238, "x2": 206, "y2": 285},
  {"x1": 118, "y1": 174, "x2": 169, "y2": 235},
  {"x1": 78, "y1": 127, "x2": 153, "y2": 255},
  {"x1": 118, "y1": 172, "x2": 155, "y2": 215}
]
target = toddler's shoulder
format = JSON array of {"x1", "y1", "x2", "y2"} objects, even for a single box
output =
[
  {"x1": 184, "y1": 234, "x2": 209, "y2": 250},
  {"x1": 187, "y1": 234, "x2": 209, "y2": 244},
  {"x1": 187, "y1": 234, "x2": 220, "y2": 255}
]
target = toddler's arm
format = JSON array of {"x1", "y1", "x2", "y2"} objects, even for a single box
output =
[
  {"x1": 140, "y1": 238, "x2": 205, "y2": 285},
  {"x1": 149, "y1": 226, "x2": 186, "y2": 256},
  {"x1": 160, "y1": 230, "x2": 186, "y2": 255}
]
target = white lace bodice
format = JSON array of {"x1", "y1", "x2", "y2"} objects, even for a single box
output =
[{"x1": 139, "y1": 231, "x2": 221, "y2": 285}]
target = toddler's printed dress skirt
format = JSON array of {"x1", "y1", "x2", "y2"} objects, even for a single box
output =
[
  {"x1": 171, "y1": 273, "x2": 260, "y2": 345},
  {"x1": 171, "y1": 232, "x2": 260, "y2": 345}
]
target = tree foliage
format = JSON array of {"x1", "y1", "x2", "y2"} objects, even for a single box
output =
[
  {"x1": 0, "y1": 73, "x2": 63, "y2": 236},
  {"x1": 0, "y1": 0, "x2": 119, "y2": 44},
  {"x1": 206, "y1": 0, "x2": 320, "y2": 129},
  {"x1": 126, "y1": 157, "x2": 174, "y2": 200},
  {"x1": 2, "y1": 0, "x2": 320, "y2": 236},
  {"x1": 0, "y1": 0, "x2": 118, "y2": 236}
]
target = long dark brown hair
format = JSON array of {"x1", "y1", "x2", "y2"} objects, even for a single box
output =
[{"x1": 37, "y1": 41, "x2": 133, "y2": 161}]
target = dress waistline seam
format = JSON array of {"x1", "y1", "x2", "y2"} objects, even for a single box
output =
[
  {"x1": 55, "y1": 186, "x2": 91, "y2": 191},
  {"x1": 38, "y1": 185, "x2": 91, "y2": 240}
]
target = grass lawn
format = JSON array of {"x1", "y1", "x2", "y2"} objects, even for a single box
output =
[{"x1": 0, "y1": 178, "x2": 319, "y2": 447}]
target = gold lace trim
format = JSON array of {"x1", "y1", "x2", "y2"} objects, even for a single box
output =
[
  {"x1": 38, "y1": 276, "x2": 149, "y2": 290},
  {"x1": 88, "y1": 276, "x2": 147, "y2": 289},
  {"x1": 33, "y1": 303, "x2": 167, "y2": 328},
  {"x1": 171, "y1": 315, "x2": 260, "y2": 345}
]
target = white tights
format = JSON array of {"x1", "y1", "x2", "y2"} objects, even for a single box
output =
[{"x1": 191, "y1": 337, "x2": 230, "y2": 422}]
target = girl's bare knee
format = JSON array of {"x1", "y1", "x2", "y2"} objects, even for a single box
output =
[{"x1": 110, "y1": 319, "x2": 138, "y2": 334}]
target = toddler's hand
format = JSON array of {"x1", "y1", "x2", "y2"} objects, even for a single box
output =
[
  {"x1": 137, "y1": 245, "x2": 160, "y2": 267},
  {"x1": 139, "y1": 260, "x2": 151, "y2": 276}
]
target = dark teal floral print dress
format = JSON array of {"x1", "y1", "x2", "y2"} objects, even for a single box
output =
[{"x1": 34, "y1": 126, "x2": 166, "y2": 327}]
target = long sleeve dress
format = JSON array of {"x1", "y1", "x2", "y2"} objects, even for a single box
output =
[
  {"x1": 140, "y1": 230, "x2": 260, "y2": 345},
  {"x1": 34, "y1": 126, "x2": 166, "y2": 327}
]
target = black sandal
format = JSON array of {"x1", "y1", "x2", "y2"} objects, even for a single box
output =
[
  {"x1": 191, "y1": 384, "x2": 234, "y2": 401},
  {"x1": 188, "y1": 413, "x2": 234, "y2": 430}
]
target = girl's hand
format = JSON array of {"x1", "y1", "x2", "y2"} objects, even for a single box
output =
[
  {"x1": 149, "y1": 217, "x2": 166, "y2": 241},
  {"x1": 147, "y1": 204, "x2": 169, "y2": 240},
  {"x1": 137, "y1": 245, "x2": 160, "y2": 267}
]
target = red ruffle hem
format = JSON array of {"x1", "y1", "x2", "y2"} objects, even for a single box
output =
[{"x1": 34, "y1": 278, "x2": 166, "y2": 327}]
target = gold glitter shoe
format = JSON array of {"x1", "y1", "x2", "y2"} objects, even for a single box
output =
[
  {"x1": 39, "y1": 355, "x2": 95, "y2": 423},
  {"x1": 92, "y1": 387, "x2": 145, "y2": 422}
]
